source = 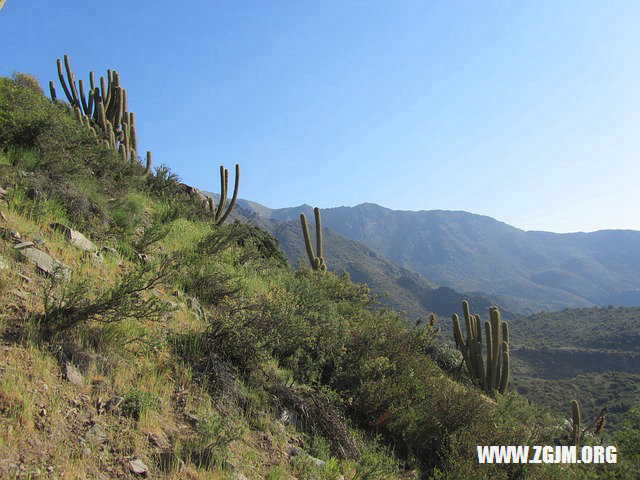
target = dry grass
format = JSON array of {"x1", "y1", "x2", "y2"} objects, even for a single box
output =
[{"x1": 0, "y1": 208, "x2": 323, "y2": 480}]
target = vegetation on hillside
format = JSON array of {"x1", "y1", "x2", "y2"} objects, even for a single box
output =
[
  {"x1": 1, "y1": 72, "x2": 639, "y2": 479},
  {"x1": 510, "y1": 307, "x2": 640, "y2": 432}
]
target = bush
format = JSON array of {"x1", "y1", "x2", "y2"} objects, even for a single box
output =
[
  {"x1": 38, "y1": 255, "x2": 175, "y2": 340},
  {"x1": 120, "y1": 388, "x2": 159, "y2": 420}
]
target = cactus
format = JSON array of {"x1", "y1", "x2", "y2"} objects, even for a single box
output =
[
  {"x1": 452, "y1": 301, "x2": 510, "y2": 396},
  {"x1": 571, "y1": 400, "x2": 581, "y2": 445},
  {"x1": 300, "y1": 207, "x2": 327, "y2": 271},
  {"x1": 50, "y1": 54, "x2": 151, "y2": 176},
  {"x1": 208, "y1": 164, "x2": 240, "y2": 226}
]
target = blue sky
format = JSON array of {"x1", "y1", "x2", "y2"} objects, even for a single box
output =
[{"x1": 1, "y1": 1, "x2": 639, "y2": 233}]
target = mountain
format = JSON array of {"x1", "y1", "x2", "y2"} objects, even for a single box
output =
[
  {"x1": 254, "y1": 217, "x2": 501, "y2": 321},
  {"x1": 237, "y1": 200, "x2": 640, "y2": 314}
]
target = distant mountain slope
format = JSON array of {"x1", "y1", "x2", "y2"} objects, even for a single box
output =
[
  {"x1": 254, "y1": 217, "x2": 501, "y2": 321},
  {"x1": 240, "y1": 201, "x2": 640, "y2": 314},
  {"x1": 206, "y1": 194, "x2": 502, "y2": 320},
  {"x1": 509, "y1": 306, "x2": 640, "y2": 430}
]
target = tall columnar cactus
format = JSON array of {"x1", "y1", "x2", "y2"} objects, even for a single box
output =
[
  {"x1": 452, "y1": 301, "x2": 510, "y2": 396},
  {"x1": 49, "y1": 54, "x2": 151, "y2": 176},
  {"x1": 571, "y1": 400, "x2": 581, "y2": 445},
  {"x1": 300, "y1": 207, "x2": 327, "y2": 271},
  {"x1": 207, "y1": 164, "x2": 240, "y2": 226}
]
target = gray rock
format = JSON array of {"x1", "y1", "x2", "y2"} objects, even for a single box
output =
[
  {"x1": 186, "y1": 296, "x2": 205, "y2": 319},
  {"x1": 50, "y1": 223, "x2": 97, "y2": 252},
  {"x1": 310, "y1": 456, "x2": 326, "y2": 468},
  {"x1": 0, "y1": 186, "x2": 7, "y2": 198},
  {"x1": 85, "y1": 424, "x2": 108, "y2": 444},
  {"x1": 90, "y1": 251, "x2": 104, "y2": 264},
  {"x1": 148, "y1": 432, "x2": 171, "y2": 450},
  {"x1": 280, "y1": 408, "x2": 303, "y2": 432},
  {"x1": 14, "y1": 241, "x2": 35, "y2": 250},
  {"x1": 129, "y1": 459, "x2": 149, "y2": 476},
  {"x1": 18, "y1": 247, "x2": 70, "y2": 281},
  {"x1": 32, "y1": 234, "x2": 45, "y2": 245},
  {"x1": 0, "y1": 255, "x2": 8, "y2": 270},
  {"x1": 63, "y1": 362, "x2": 85, "y2": 387}
]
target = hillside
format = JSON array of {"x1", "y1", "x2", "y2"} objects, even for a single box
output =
[
  {"x1": 254, "y1": 216, "x2": 502, "y2": 323},
  {"x1": 1, "y1": 72, "x2": 639, "y2": 480},
  {"x1": 238, "y1": 201, "x2": 640, "y2": 314},
  {"x1": 509, "y1": 307, "x2": 640, "y2": 431}
]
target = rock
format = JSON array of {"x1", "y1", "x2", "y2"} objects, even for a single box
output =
[
  {"x1": 85, "y1": 424, "x2": 108, "y2": 444},
  {"x1": 309, "y1": 456, "x2": 326, "y2": 468},
  {"x1": 0, "y1": 210, "x2": 7, "y2": 222},
  {"x1": 148, "y1": 432, "x2": 171, "y2": 450},
  {"x1": 0, "y1": 227, "x2": 20, "y2": 241},
  {"x1": 17, "y1": 246, "x2": 70, "y2": 281},
  {"x1": 90, "y1": 251, "x2": 104, "y2": 264},
  {"x1": 63, "y1": 362, "x2": 85, "y2": 387},
  {"x1": 285, "y1": 445, "x2": 300, "y2": 457},
  {"x1": 0, "y1": 186, "x2": 7, "y2": 198},
  {"x1": 32, "y1": 234, "x2": 45, "y2": 245},
  {"x1": 50, "y1": 223, "x2": 97, "y2": 252},
  {"x1": 129, "y1": 459, "x2": 149, "y2": 476},
  {"x1": 102, "y1": 246, "x2": 118, "y2": 255},
  {"x1": 105, "y1": 396, "x2": 124, "y2": 413},
  {"x1": 185, "y1": 413, "x2": 198, "y2": 425},
  {"x1": 14, "y1": 241, "x2": 35, "y2": 250},
  {"x1": 10, "y1": 289, "x2": 27, "y2": 300},
  {"x1": 186, "y1": 296, "x2": 205, "y2": 320},
  {"x1": 0, "y1": 255, "x2": 8, "y2": 270},
  {"x1": 280, "y1": 408, "x2": 303, "y2": 432},
  {"x1": 178, "y1": 183, "x2": 210, "y2": 210}
]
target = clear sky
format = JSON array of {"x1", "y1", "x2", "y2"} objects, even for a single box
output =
[{"x1": 1, "y1": 1, "x2": 639, "y2": 233}]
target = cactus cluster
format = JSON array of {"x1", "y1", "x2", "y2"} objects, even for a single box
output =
[
  {"x1": 300, "y1": 207, "x2": 326, "y2": 271},
  {"x1": 207, "y1": 164, "x2": 239, "y2": 226},
  {"x1": 452, "y1": 301, "x2": 510, "y2": 396},
  {"x1": 49, "y1": 54, "x2": 151, "y2": 175}
]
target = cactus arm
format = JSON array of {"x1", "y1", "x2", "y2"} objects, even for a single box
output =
[
  {"x1": 489, "y1": 307, "x2": 501, "y2": 391},
  {"x1": 56, "y1": 58, "x2": 75, "y2": 106},
  {"x1": 452, "y1": 314, "x2": 473, "y2": 375},
  {"x1": 476, "y1": 352, "x2": 488, "y2": 391},
  {"x1": 214, "y1": 166, "x2": 225, "y2": 222},
  {"x1": 63, "y1": 54, "x2": 80, "y2": 107},
  {"x1": 143, "y1": 151, "x2": 152, "y2": 176},
  {"x1": 484, "y1": 320, "x2": 494, "y2": 394},
  {"x1": 218, "y1": 163, "x2": 240, "y2": 225},
  {"x1": 79, "y1": 79, "x2": 90, "y2": 115},
  {"x1": 314, "y1": 207, "x2": 323, "y2": 259},
  {"x1": 571, "y1": 400, "x2": 581, "y2": 445},
  {"x1": 300, "y1": 213, "x2": 317, "y2": 269},
  {"x1": 498, "y1": 341, "x2": 510, "y2": 393},
  {"x1": 49, "y1": 81, "x2": 57, "y2": 102}
]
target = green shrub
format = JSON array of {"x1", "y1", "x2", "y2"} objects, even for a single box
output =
[
  {"x1": 121, "y1": 388, "x2": 159, "y2": 420},
  {"x1": 38, "y1": 255, "x2": 174, "y2": 340}
]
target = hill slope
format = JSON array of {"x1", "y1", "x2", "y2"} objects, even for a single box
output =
[
  {"x1": 510, "y1": 306, "x2": 640, "y2": 430},
  {"x1": 239, "y1": 201, "x2": 640, "y2": 314}
]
